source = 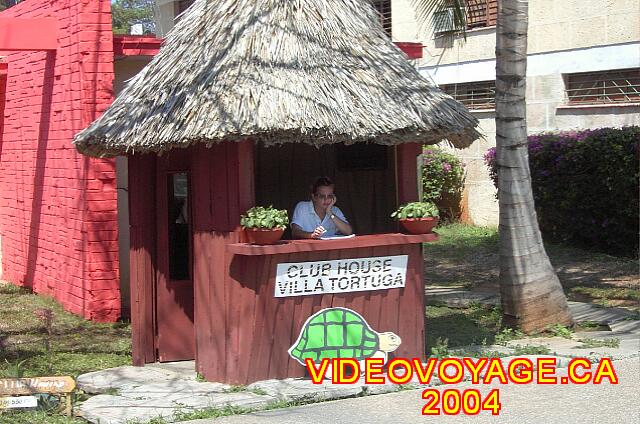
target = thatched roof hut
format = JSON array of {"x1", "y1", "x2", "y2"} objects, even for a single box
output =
[{"x1": 74, "y1": 0, "x2": 481, "y2": 157}]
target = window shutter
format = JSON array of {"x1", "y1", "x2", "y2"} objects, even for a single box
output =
[
  {"x1": 566, "y1": 68, "x2": 640, "y2": 105},
  {"x1": 441, "y1": 81, "x2": 496, "y2": 110},
  {"x1": 371, "y1": 0, "x2": 392, "y2": 37},
  {"x1": 466, "y1": 0, "x2": 498, "y2": 29}
]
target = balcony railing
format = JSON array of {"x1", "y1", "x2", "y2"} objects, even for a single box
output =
[{"x1": 566, "y1": 69, "x2": 640, "y2": 105}]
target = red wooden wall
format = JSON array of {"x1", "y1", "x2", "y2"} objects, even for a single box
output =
[
  {"x1": 220, "y1": 241, "x2": 425, "y2": 384},
  {"x1": 127, "y1": 140, "x2": 424, "y2": 383},
  {"x1": 191, "y1": 142, "x2": 254, "y2": 378},
  {"x1": 0, "y1": 0, "x2": 120, "y2": 321},
  {"x1": 128, "y1": 154, "x2": 157, "y2": 364}
]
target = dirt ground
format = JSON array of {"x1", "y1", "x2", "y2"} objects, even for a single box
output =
[{"x1": 423, "y1": 228, "x2": 639, "y2": 310}]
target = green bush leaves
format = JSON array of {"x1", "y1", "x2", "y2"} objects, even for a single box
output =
[
  {"x1": 391, "y1": 201, "x2": 439, "y2": 219},
  {"x1": 485, "y1": 126, "x2": 639, "y2": 257},
  {"x1": 421, "y1": 147, "x2": 465, "y2": 221},
  {"x1": 240, "y1": 206, "x2": 289, "y2": 230}
]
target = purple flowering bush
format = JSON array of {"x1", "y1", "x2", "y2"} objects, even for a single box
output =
[
  {"x1": 422, "y1": 147, "x2": 465, "y2": 222},
  {"x1": 484, "y1": 126, "x2": 640, "y2": 257}
]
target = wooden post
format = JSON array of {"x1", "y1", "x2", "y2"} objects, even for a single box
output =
[
  {"x1": 65, "y1": 394, "x2": 72, "y2": 416},
  {"x1": 128, "y1": 155, "x2": 157, "y2": 365}
]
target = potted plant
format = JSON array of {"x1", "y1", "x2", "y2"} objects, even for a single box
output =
[
  {"x1": 240, "y1": 206, "x2": 289, "y2": 244},
  {"x1": 391, "y1": 201, "x2": 440, "y2": 234}
]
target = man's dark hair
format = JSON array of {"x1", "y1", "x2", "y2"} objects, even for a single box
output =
[{"x1": 312, "y1": 176, "x2": 334, "y2": 194}]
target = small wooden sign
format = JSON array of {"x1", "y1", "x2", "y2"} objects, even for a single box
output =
[
  {"x1": 0, "y1": 376, "x2": 75, "y2": 395},
  {"x1": 275, "y1": 255, "x2": 408, "y2": 298},
  {"x1": 0, "y1": 396, "x2": 38, "y2": 409}
]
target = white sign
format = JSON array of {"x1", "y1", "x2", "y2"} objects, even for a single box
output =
[
  {"x1": 275, "y1": 255, "x2": 408, "y2": 298},
  {"x1": 0, "y1": 396, "x2": 38, "y2": 409}
]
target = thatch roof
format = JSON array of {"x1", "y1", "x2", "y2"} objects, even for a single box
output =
[{"x1": 74, "y1": 0, "x2": 481, "y2": 157}]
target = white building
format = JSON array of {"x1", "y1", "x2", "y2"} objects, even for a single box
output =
[{"x1": 392, "y1": 0, "x2": 640, "y2": 226}]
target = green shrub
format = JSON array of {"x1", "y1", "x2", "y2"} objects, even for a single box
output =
[
  {"x1": 391, "y1": 201, "x2": 439, "y2": 219},
  {"x1": 484, "y1": 126, "x2": 640, "y2": 257},
  {"x1": 421, "y1": 147, "x2": 465, "y2": 222},
  {"x1": 240, "y1": 206, "x2": 288, "y2": 229}
]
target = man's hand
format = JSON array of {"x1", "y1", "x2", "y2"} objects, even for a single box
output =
[
  {"x1": 326, "y1": 195, "x2": 337, "y2": 215},
  {"x1": 311, "y1": 226, "x2": 326, "y2": 239}
]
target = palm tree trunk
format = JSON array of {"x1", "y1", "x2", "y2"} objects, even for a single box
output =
[{"x1": 495, "y1": 0, "x2": 573, "y2": 332}]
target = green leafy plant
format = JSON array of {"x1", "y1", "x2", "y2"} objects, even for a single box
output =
[
  {"x1": 544, "y1": 323, "x2": 573, "y2": 339},
  {"x1": 494, "y1": 327, "x2": 525, "y2": 346},
  {"x1": 421, "y1": 147, "x2": 466, "y2": 222},
  {"x1": 250, "y1": 387, "x2": 268, "y2": 396},
  {"x1": 224, "y1": 385, "x2": 246, "y2": 393},
  {"x1": 1, "y1": 358, "x2": 28, "y2": 378},
  {"x1": 512, "y1": 344, "x2": 551, "y2": 355},
  {"x1": 577, "y1": 338, "x2": 620, "y2": 348},
  {"x1": 240, "y1": 206, "x2": 288, "y2": 230},
  {"x1": 429, "y1": 337, "x2": 450, "y2": 358},
  {"x1": 172, "y1": 405, "x2": 252, "y2": 421},
  {"x1": 391, "y1": 201, "x2": 439, "y2": 220}
]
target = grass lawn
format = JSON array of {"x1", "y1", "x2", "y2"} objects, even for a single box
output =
[
  {"x1": 424, "y1": 224, "x2": 639, "y2": 310},
  {"x1": 0, "y1": 281, "x2": 131, "y2": 423},
  {"x1": 423, "y1": 223, "x2": 639, "y2": 355},
  {"x1": 0, "y1": 282, "x2": 131, "y2": 378},
  {"x1": 425, "y1": 302, "x2": 502, "y2": 354}
]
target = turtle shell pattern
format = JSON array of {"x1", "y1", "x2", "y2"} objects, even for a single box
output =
[{"x1": 289, "y1": 308, "x2": 379, "y2": 363}]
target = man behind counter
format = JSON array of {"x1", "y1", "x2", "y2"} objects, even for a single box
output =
[{"x1": 291, "y1": 177, "x2": 353, "y2": 239}]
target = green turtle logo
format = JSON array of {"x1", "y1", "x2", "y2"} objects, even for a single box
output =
[{"x1": 288, "y1": 307, "x2": 401, "y2": 370}]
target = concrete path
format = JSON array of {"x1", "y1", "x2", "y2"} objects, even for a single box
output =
[
  {"x1": 76, "y1": 295, "x2": 639, "y2": 424},
  {"x1": 193, "y1": 358, "x2": 639, "y2": 424}
]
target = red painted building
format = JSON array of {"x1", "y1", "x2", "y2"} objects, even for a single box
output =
[
  {"x1": 0, "y1": 0, "x2": 421, "y2": 324},
  {"x1": 0, "y1": 0, "x2": 160, "y2": 321}
]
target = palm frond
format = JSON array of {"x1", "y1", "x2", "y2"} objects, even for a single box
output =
[{"x1": 412, "y1": 0, "x2": 468, "y2": 39}]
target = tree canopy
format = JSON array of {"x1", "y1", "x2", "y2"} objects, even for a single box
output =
[
  {"x1": 1, "y1": 0, "x2": 155, "y2": 35},
  {"x1": 111, "y1": 0, "x2": 156, "y2": 35},
  {"x1": 0, "y1": 0, "x2": 23, "y2": 12}
]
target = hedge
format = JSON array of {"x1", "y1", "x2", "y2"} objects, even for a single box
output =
[
  {"x1": 421, "y1": 147, "x2": 465, "y2": 222},
  {"x1": 484, "y1": 126, "x2": 639, "y2": 257}
]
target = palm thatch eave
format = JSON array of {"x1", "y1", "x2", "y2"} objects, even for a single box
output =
[{"x1": 74, "y1": 0, "x2": 481, "y2": 158}]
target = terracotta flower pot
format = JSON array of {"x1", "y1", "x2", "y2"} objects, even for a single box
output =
[
  {"x1": 245, "y1": 227, "x2": 285, "y2": 244},
  {"x1": 399, "y1": 217, "x2": 439, "y2": 234}
]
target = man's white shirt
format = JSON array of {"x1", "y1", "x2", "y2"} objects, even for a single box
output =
[{"x1": 291, "y1": 201, "x2": 348, "y2": 237}]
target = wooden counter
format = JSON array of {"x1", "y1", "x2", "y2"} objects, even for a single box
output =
[
  {"x1": 227, "y1": 232, "x2": 438, "y2": 255},
  {"x1": 203, "y1": 232, "x2": 438, "y2": 384}
]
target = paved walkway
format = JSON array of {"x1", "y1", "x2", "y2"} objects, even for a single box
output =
[{"x1": 77, "y1": 293, "x2": 639, "y2": 424}]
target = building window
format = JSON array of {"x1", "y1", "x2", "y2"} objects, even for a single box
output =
[
  {"x1": 441, "y1": 81, "x2": 496, "y2": 110},
  {"x1": 168, "y1": 172, "x2": 190, "y2": 281},
  {"x1": 371, "y1": 0, "x2": 392, "y2": 37},
  {"x1": 466, "y1": 0, "x2": 498, "y2": 29},
  {"x1": 565, "y1": 68, "x2": 640, "y2": 105}
]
